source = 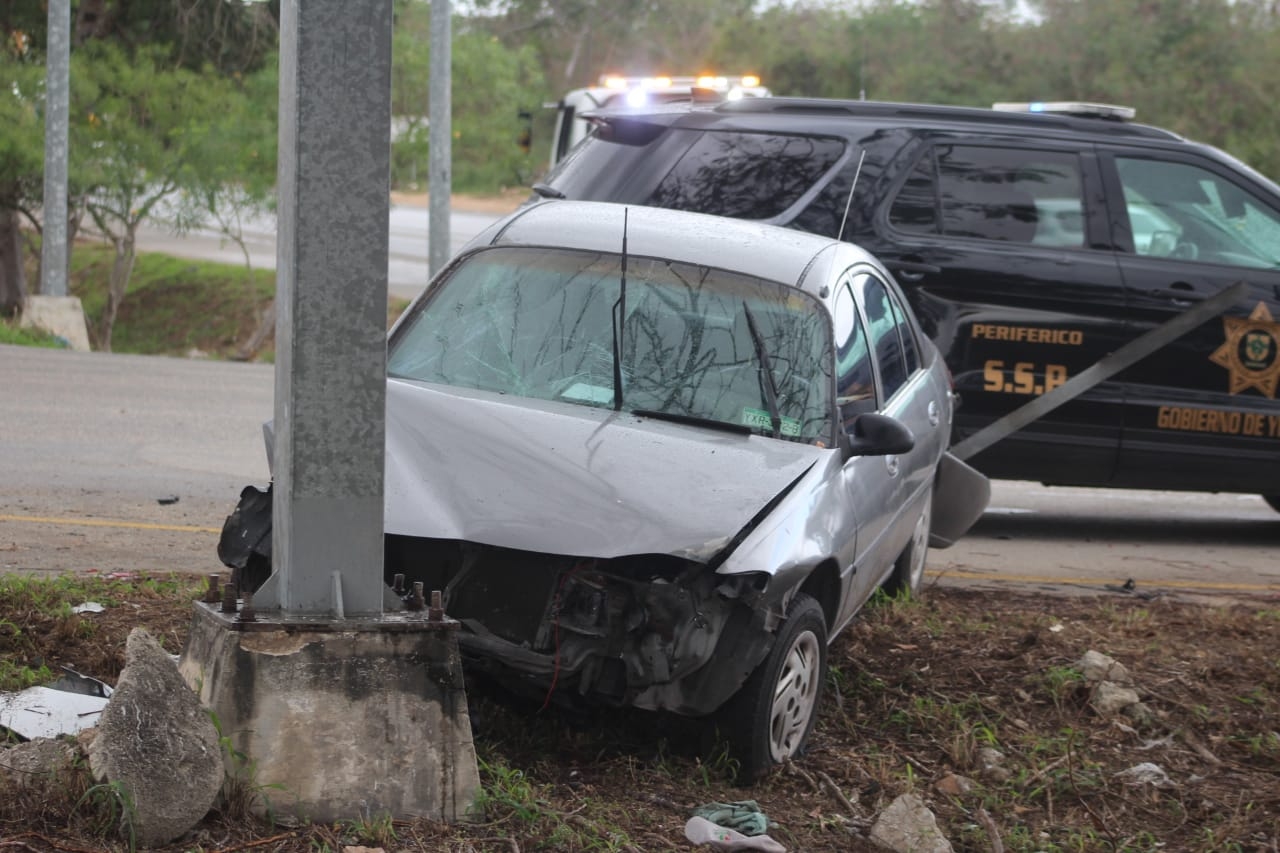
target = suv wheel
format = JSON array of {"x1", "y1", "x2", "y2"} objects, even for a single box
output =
[{"x1": 719, "y1": 593, "x2": 826, "y2": 782}]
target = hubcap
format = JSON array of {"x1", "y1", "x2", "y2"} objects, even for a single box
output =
[
  {"x1": 768, "y1": 630, "x2": 821, "y2": 762},
  {"x1": 907, "y1": 497, "x2": 932, "y2": 589}
]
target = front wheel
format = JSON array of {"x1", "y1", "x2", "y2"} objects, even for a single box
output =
[
  {"x1": 1264, "y1": 495, "x2": 1280, "y2": 513},
  {"x1": 718, "y1": 593, "x2": 827, "y2": 782}
]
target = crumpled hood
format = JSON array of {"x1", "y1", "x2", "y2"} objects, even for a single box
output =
[{"x1": 385, "y1": 379, "x2": 826, "y2": 561}]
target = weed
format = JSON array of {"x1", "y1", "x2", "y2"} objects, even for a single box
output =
[
  {"x1": 343, "y1": 808, "x2": 397, "y2": 847},
  {"x1": 209, "y1": 711, "x2": 285, "y2": 824},
  {"x1": 73, "y1": 780, "x2": 137, "y2": 851}
]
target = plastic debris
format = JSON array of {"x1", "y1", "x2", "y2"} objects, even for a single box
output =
[
  {"x1": 71, "y1": 602, "x2": 105, "y2": 614},
  {"x1": 685, "y1": 816, "x2": 786, "y2": 852},
  {"x1": 0, "y1": 668, "x2": 113, "y2": 740}
]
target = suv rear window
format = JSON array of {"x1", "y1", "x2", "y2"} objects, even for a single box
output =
[
  {"x1": 890, "y1": 145, "x2": 1085, "y2": 246},
  {"x1": 646, "y1": 132, "x2": 846, "y2": 220}
]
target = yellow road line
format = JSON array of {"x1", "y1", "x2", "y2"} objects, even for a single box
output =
[
  {"x1": 929, "y1": 568, "x2": 1279, "y2": 593},
  {"x1": 0, "y1": 514, "x2": 221, "y2": 534}
]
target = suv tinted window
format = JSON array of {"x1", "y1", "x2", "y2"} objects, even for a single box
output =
[
  {"x1": 1116, "y1": 157, "x2": 1280, "y2": 268},
  {"x1": 646, "y1": 132, "x2": 845, "y2": 220},
  {"x1": 890, "y1": 145, "x2": 1085, "y2": 246}
]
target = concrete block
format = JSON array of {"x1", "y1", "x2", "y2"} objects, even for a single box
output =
[
  {"x1": 178, "y1": 602, "x2": 481, "y2": 825},
  {"x1": 20, "y1": 295, "x2": 91, "y2": 351}
]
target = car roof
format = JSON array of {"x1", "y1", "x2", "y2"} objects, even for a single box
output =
[
  {"x1": 584, "y1": 95, "x2": 1186, "y2": 145},
  {"x1": 476, "y1": 200, "x2": 866, "y2": 295}
]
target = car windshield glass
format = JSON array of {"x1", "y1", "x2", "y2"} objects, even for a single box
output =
[{"x1": 388, "y1": 246, "x2": 834, "y2": 443}]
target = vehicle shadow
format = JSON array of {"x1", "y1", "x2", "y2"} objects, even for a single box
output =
[{"x1": 968, "y1": 510, "x2": 1280, "y2": 546}]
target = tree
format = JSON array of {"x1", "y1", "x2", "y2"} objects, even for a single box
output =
[
  {"x1": 0, "y1": 53, "x2": 44, "y2": 315},
  {"x1": 391, "y1": 7, "x2": 546, "y2": 192},
  {"x1": 74, "y1": 43, "x2": 234, "y2": 350}
]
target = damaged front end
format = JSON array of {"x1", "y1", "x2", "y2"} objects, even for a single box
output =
[{"x1": 385, "y1": 536, "x2": 777, "y2": 716}]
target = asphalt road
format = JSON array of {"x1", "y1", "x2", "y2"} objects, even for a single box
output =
[
  {"x1": 133, "y1": 200, "x2": 503, "y2": 302},
  {"x1": 2, "y1": 345, "x2": 1278, "y2": 601}
]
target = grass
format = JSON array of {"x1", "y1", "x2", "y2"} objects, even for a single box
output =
[
  {"x1": 2, "y1": 574, "x2": 1277, "y2": 851},
  {"x1": 10, "y1": 240, "x2": 413, "y2": 360}
]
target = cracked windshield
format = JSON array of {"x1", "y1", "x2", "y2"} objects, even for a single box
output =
[{"x1": 388, "y1": 246, "x2": 833, "y2": 442}]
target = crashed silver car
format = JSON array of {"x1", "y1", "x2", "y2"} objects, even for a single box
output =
[{"x1": 221, "y1": 200, "x2": 988, "y2": 779}]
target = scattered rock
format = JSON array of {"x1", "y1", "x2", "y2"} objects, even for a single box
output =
[
  {"x1": 1092, "y1": 681, "x2": 1141, "y2": 714},
  {"x1": 87, "y1": 628, "x2": 223, "y2": 848},
  {"x1": 869, "y1": 793, "x2": 954, "y2": 853},
  {"x1": 975, "y1": 747, "x2": 1011, "y2": 782},
  {"x1": 1078, "y1": 650, "x2": 1132, "y2": 685},
  {"x1": 934, "y1": 774, "x2": 975, "y2": 797},
  {"x1": 0, "y1": 739, "x2": 76, "y2": 787}
]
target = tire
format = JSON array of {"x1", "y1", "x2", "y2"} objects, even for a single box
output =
[
  {"x1": 1264, "y1": 495, "x2": 1280, "y2": 513},
  {"x1": 883, "y1": 487, "x2": 933, "y2": 598},
  {"x1": 719, "y1": 593, "x2": 827, "y2": 782}
]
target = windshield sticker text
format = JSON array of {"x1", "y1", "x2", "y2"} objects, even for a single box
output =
[
  {"x1": 1156, "y1": 406, "x2": 1280, "y2": 437},
  {"x1": 743, "y1": 408, "x2": 802, "y2": 437},
  {"x1": 971, "y1": 324, "x2": 1084, "y2": 345}
]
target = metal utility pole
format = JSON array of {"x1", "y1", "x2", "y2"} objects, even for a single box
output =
[
  {"x1": 42, "y1": 0, "x2": 70, "y2": 298},
  {"x1": 261, "y1": 0, "x2": 392, "y2": 615},
  {"x1": 428, "y1": 0, "x2": 451, "y2": 277}
]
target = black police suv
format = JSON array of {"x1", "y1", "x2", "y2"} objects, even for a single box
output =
[{"x1": 535, "y1": 97, "x2": 1280, "y2": 510}]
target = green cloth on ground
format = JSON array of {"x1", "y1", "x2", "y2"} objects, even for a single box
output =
[{"x1": 692, "y1": 800, "x2": 771, "y2": 837}]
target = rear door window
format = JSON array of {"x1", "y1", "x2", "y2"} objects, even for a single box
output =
[
  {"x1": 645, "y1": 132, "x2": 845, "y2": 220},
  {"x1": 890, "y1": 145, "x2": 1087, "y2": 247}
]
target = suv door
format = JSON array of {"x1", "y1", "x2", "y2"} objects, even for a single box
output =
[
  {"x1": 870, "y1": 137, "x2": 1128, "y2": 486},
  {"x1": 1100, "y1": 148, "x2": 1280, "y2": 492}
]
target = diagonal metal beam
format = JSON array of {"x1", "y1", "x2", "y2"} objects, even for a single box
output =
[{"x1": 950, "y1": 280, "x2": 1249, "y2": 462}]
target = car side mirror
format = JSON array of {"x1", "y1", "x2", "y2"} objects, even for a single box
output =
[{"x1": 841, "y1": 412, "x2": 915, "y2": 459}]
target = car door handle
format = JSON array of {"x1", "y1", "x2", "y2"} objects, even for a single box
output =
[
  {"x1": 885, "y1": 455, "x2": 900, "y2": 477},
  {"x1": 1147, "y1": 283, "x2": 1200, "y2": 306},
  {"x1": 928, "y1": 400, "x2": 940, "y2": 427}
]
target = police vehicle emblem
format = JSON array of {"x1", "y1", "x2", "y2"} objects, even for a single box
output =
[{"x1": 1210, "y1": 301, "x2": 1280, "y2": 398}]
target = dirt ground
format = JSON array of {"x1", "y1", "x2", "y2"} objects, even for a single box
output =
[{"x1": 2, "y1": 576, "x2": 1277, "y2": 852}]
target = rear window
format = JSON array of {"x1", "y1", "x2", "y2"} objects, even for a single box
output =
[{"x1": 645, "y1": 132, "x2": 846, "y2": 220}]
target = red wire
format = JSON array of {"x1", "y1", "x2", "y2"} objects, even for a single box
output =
[{"x1": 541, "y1": 560, "x2": 592, "y2": 711}]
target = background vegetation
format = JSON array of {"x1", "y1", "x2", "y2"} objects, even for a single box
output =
[{"x1": 5, "y1": 0, "x2": 1280, "y2": 339}]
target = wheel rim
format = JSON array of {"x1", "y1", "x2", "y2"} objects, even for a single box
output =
[{"x1": 768, "y1": 630, "x2": 821, "y2": 762}]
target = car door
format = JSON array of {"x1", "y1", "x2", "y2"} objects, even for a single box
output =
[
  {"x1": 870, "y1": 137, "x2": 1129, "y2": 486},
  {"x1": 834, "y1": 267, "x2": 944, "y2": 620},
  {"x1": 1099, "y1": 148, "x2": 1280, "y2": 492}
]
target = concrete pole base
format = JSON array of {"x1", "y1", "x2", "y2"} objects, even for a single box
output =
[
  {"x1": 21, "y1": 295, "x2": 91, "y2": 351},
  {"x1": 178, "y1": 602, "x2": 482, "y2": 824}
]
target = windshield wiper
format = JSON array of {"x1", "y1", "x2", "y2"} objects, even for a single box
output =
[
  {"x1": 631, "y1": 409, "x2": 752, "y2": 435},
  {"x1": 741, "y1": 303, "x2": 782, "y2": 438},
  {"x1": 610, "y1": 209, "x2": 629, "y2": 410}
]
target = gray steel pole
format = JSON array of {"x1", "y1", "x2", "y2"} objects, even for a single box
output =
[
  {"x1": 41, "y1": 0, "x2": 70, "y2": 298},
  {"x1": 428, "y1": 0, "x2": 451, "y2": 277},
  {"x1": 262, "y1": 0, "x2": 392, "y2": 615}
]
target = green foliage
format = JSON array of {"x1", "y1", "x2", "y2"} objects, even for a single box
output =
[
  {"x1": 0, "y1": 319, "x2": 64, "y2": 347},
  {"x1": 390, "y1": 13, "x2": 546, "y2": 192}
]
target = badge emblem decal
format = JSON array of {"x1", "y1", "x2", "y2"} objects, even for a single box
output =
[{"x1": 1209, "y1": 301, "x2": 1280, "y2": 398}]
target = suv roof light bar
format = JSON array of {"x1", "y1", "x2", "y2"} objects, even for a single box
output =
[{"x1": 992, "y1": 101, "x2": 1136, "y2": 121}]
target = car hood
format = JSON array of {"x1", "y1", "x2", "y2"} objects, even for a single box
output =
[{"x1": 384, "y1": 379, "x2": 826, "y2": 562}]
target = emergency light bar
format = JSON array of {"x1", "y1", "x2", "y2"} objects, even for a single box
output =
[{"x1": 992, "y1": 101, "x2": 1136, "y2": 121}]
